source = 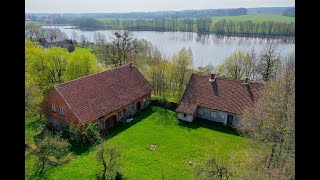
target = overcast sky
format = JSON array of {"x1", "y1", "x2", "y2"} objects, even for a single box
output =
[{"x1": 26, "y1": 0, "x2": 295, "y2": 13}]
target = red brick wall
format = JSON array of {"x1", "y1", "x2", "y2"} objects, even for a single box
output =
[
  {"x1": 42, "y1": 89, "x2": 151, "y2": 131},
  {"x1": 42, "y1": 87, "x2": 81, "y2": 126}
]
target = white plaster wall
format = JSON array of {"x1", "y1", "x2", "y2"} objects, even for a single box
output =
[
  {"x1": 177, "y1": 113, "x2": 194, "y2": 122},
  {"x1": 196, "y1": 107, "x2": 239, "y2": 126}
]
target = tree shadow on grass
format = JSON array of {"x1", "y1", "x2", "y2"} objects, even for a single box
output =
[
  {"x1": 177, "y1": 118, "x2": 240, "y2": 136},
  {"x1": 102, "y1": 106, "x2": 155, "y2": 140},
  {"x1": 70, "y1": 143, "x2": 93, "y2": 155}
]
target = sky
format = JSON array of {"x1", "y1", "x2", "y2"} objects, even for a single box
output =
[{"x1": 25, "y1": 0, "x2": 295, "y2": 13}]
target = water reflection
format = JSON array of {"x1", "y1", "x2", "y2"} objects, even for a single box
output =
[{"x1": 43, "y1": 26, "x2": 295, "y2": 67}]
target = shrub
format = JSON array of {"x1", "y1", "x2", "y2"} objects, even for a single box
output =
[
  {"x1": 67, "y1": 122, "x2": 101, "y2": 145},
  {"x1": 26, "y1": 132, "x2": 74, "y2": 174}
]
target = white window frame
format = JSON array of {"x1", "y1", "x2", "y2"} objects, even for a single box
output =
[
  {"x1": 60, "y1": 107, "x2": 65, "y2": 116},
  {"x1": 210, "y1": 111, "x2": 217, "y2": 118},
  {"x1": 52, "y1": 103, "x2": 56, "y2": 112}
]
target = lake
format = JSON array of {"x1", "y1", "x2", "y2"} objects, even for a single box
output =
[{"x1": 44, "y1": 26, "x2": 295, "y2": 67}]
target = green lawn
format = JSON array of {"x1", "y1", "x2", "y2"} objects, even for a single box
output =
[{"x1": 26, "y1": 106, "x2": 260, "y2": 179}]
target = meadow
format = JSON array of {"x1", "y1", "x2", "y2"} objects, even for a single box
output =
[{"x1": 26, "y1": 106, "x2": 262, "y2": 179}]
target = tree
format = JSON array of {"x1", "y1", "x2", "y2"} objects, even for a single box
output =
[
  {"x1": 71, "y1": 29, "x2": 79, "y2": 43},
  {"x1": 68, "y1": 122, "x2": 101, "y2": 145},
  {"x1": 65, "y1": 48, "x2": 98, "y2": 81},
  {"x1": 258, "y1": 43, "x2": 281, "y2": 81},
  {"x1": 25, "y1": 22, "x2": 41, "y2": 40},
  {"x1": 171, "y1": 47, "x2": 193, "y2": 98},
  {"x1": 79, "y1": 34, "x2": 89, "y2": 47},
  {"x1": 96, "y1": 143, "x2": 121, "y2": 180},
  {"x1": 26, "y1": 132, "x2": 74, "y2": 174},
  {"x1": 26, "y1": 46, "x2": 69, "y2": 94},
  {"x1": 221, "y1": 50, "x2": 250, "y2": 79},
  {"x1": 238, "y1": 63, "x2": 295, "y2": 179},
  {"x1": 194, "y1": 154, "x2": 233, "y2": 180},
  {"x1": 109, "y1": 31, "x2": 138, "y2": 66}
]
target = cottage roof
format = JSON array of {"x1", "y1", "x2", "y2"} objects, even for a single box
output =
[
  {"x1": 54, "y1": 64, "x2": 152, "y2": 124},
  {"x1": 44, "y1": 36, "x2": 66, "y2": 43},
  {"x1": 176, "y1": 74, "x2": 265, "y2": 115}
]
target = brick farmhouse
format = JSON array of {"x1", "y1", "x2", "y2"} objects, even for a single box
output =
[
  {"x1": 41, "y1": 63, "x2": 152, "y2": 131},
  {"x1": 176, "y1": 72, "x2": 265, "y2": 127}
]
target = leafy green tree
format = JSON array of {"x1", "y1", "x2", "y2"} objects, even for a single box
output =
[
  {"x1": 172, "y1": 47, "x2": 193, "y2": 97},
  {"x1": 65, "y1": 48, "x2": 98, "y2": 81},
  {"x1": 26, "y1": 132, "x2": 74, "y2": 174},
  {"x1": 26, "y1": 45, "x2": 69, "y2": 93},
  {"x1": 68, "y1": 122, "x2": 101, "y2": 145},
  {"x1": 220, "y1": 50, "x2": 251, "y2": 79}
]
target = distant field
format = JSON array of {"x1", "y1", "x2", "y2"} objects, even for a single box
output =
[
  {"x1": 26, "y1": 107, "x2": 265, "y2": 179},
  {"x1": 210, "y1": 14, "x2": 295, "y2": 23},
  {"x1": 97, "y1": 14, "x2": 295, "y2": 24}
]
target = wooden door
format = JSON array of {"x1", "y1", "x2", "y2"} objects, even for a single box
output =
[{"x1": 227, "y1": 114, "x2": 233, "y2": 125}]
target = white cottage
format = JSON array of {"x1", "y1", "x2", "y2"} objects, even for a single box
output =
[{"x1": 175, "y1": 73, "x2": 265, "y2": 127}]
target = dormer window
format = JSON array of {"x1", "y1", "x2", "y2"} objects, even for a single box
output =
[
  {"x1": 60, "y1": 107, "x2": 65, "y2": 116},
  {"x1": 52, "y1": 103, "x2": 56, "y2": 112}
]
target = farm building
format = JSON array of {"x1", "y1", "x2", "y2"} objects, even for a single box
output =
[
  {"x1": 41, "y1": 63, "x2": 152, "y2": 131},
  {"x1": 38, "y1": 36, "x2": 75, "y2": 52},
  {"x1": 175, "y1": 73, "x2": 265, "y2": 127}
]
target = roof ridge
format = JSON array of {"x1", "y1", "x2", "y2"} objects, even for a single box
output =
[
  {"x1": 55, "y1": 63, "x2": 131, "y2": 87},
  {"x1": 193, "y1": 74, "x2": 264, "y2": 84}
]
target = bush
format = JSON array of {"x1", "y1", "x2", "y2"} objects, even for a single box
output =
[
  {"x1": 26, "y1": 132, "x2": 74, "y2": 174},
  {"x1": 67, "y1": 122, "x2": 101, "y2": 145}
]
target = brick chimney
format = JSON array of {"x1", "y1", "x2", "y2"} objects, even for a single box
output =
[
  {"x1": 244, "y1": 77, "x2": 249, "y2": 85},
  {"x1": 209, "y1": 72, "x2": 216, "y2": 82}
]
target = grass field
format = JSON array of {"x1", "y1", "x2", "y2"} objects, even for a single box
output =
[
  {"x1": 210, "y1": 14, "x2": 295, "y2": 23},
  {"x1": 26, "y1": 106, "x2": 262, "y2": 179}
]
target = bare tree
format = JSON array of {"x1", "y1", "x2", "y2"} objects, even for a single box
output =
[
  {"x1": 194, "y1": 153, "x2": 233, "y2": 180},
  {"x1": 238, "y1": 64, "x2": 295, "y2": 179},
  {"x1": 96, "y1": 144, "x2": 121, "y2": 180},
  {"x1": 258, "y1": 42, "x2": 281, "y2": 81},
  {"x1": 71, "y1": 29, "x2": 79, "y2": 43}
]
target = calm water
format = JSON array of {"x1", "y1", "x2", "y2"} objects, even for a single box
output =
[{"x1": 44, "y1": 26, "x2": 295, "y2": 67}]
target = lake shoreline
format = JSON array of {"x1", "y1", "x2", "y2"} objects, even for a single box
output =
[
  {"x1": 43, "y1": 24, "x2": 295, "y2": 40},
  {"x1": 42, "y1": 25, "x2": 295, "y2": 66}
]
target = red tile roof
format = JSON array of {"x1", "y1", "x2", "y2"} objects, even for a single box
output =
[
  {"x1": 176, "y1": 74, "x2": 265, "y2": 115},
  {"x1": 54, "y1": 64, "x2": 152, "y2": 124}
]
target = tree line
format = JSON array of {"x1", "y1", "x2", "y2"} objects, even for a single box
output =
[
  {"x1": 84, "y1": 17, "x2": 294, "y2": 37},
  {"x1": 28, "y1": 15, "x2": 295, "y2": 37}
]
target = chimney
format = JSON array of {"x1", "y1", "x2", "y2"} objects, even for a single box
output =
[
  {"x1": 209, "y1": 72, "x2": 216, "y2": 82},
  {"x1": 244, "y1": 77, "x2": 249, "y2": 85}
]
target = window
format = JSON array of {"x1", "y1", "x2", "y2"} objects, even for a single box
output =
[
  {"x1": 210, "y1": 111, "x2": 217, "y2": 118},
  {"x1": 198, "y1": 109, "x2": 204, "y2": 116},
  {"x1": 52, "y1": 103, "x2": 56, "y2": 112},
  {"x1": 60, "y1": 107, "x2": 65, "y2": 116},
  {"x1": 183, "y1": 113, "x2": 187, "y2": 117}
]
